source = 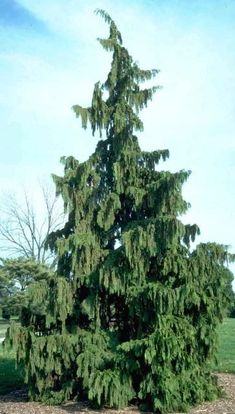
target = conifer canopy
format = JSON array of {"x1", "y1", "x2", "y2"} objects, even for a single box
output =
[{"x1": 7, "y1": 9, "x2": 234, "y2": 413}]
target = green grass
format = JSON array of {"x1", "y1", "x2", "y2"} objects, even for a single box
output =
[
  {"x1": 213, "y1": 317, "x2": 235, "y2": 373},
  {"x1": 0, "y1": 345, "x2": 25, "y2": 395}
]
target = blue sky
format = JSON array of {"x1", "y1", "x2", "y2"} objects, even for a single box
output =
[{"x1": 0, "y1": 0, "x2": 234, "y2": 280}]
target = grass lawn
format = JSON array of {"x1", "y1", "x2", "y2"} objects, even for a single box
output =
[
  {"x1": 0, "y1": 345, "x2": 25, "y2": 395},
  {"x1": 213, "y1": 317, "x2": 235, "y2": 373}
]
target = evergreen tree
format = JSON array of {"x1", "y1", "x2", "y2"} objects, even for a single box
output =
[
  {"x1": 7, "y1": 10, "x2": 234, "y2": 412},
  {"x1": 0, "y1": 257, "x2": 52, "y2": 318}
]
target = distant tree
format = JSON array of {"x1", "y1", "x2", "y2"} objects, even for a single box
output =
[
  {"x1": 0, "y1": 267, "x2": 12, "y2": 297},
  {"x1": 0, "y1": 267, "x2": 13, "y2": 317},
  {"x1": 7, "y1": 10, "x2": 234, "y2": 412},
  {"x1": 0, "y1": 257, "x2": 53, "y2": 318},
  {"x1": 0, "y1": 184, "x2": 64, "y2": 265},
  {"x1": 0, "y1": 257, "x2": 52, "y2": 291}
]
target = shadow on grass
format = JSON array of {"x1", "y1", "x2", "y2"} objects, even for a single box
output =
[{"x1": 0, "y1": 344, "x2": 25, "y2": 396}]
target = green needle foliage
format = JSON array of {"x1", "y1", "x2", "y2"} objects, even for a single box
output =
[{"x1": 7, "y1": 10, "x2": 234, "y2": 413}]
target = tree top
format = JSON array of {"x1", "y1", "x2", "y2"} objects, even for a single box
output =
[{"x1": 72, "y1": 9, "x2": 161, "y2": 138}]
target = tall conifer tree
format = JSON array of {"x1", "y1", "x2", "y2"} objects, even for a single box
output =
[{"x1": 8, "y1": 10, "x2": 234, "y2": 412}]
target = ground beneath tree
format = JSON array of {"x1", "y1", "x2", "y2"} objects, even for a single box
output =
[{"x1": 0, "y1": 373, "x2": 235, "y2": 414}]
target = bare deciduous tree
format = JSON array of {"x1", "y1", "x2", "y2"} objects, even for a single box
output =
[{"x1": 0, "y1": 184, "x2": 64, "y2": 265}]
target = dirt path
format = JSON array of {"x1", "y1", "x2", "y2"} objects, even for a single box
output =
[{"x1": 0, "y1": 373, "x2": 235, "y2": 414}]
